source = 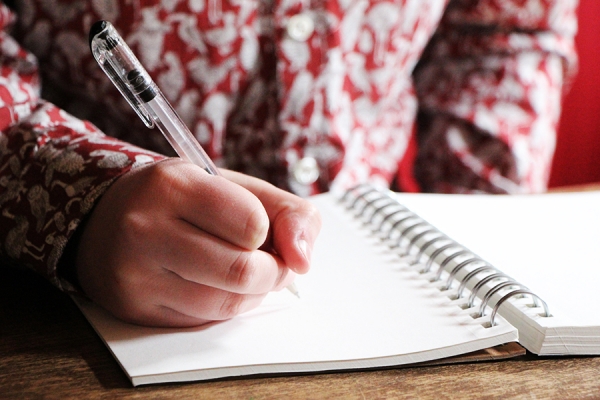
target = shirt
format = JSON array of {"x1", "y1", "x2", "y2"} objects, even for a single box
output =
[{"x1": 0, "y1": 0, "x2": 577, "y2": 289}]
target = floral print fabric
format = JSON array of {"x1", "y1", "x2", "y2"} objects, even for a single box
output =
[{"x1": 0, "y1": 0, "x2": 577, "y2": 287}]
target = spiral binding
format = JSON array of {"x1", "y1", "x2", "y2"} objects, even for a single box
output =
[{"x1": 340, "y1": 184, "x2": 552, "y2": 327}]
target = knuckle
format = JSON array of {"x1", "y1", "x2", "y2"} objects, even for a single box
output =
[
  {"x1": 226, "y1": 252, "x2": 256, "y2": 291},
  {"x1": 243, "y1": 204, "x2": 270, "y2": 249},
  {"x1": 218, "y1": 292, "x2": 245, "y2": 319},
  {"x1": 149, "y1": 159, "x2": 180, "y2": 184},
  {"x1": 121, "y1": 208, "x2": 146, "y2": 230},
  {"x1": 301, "y1": 201, "x2": 322, "y2": 228},
  {"x1": 287, "y1": 197, "x2": 321, "y2": 219},
  {"x1": 151, "y1": 161, "x2": 188, "y2": 198}
]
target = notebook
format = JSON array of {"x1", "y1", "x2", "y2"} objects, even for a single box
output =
[{"x1": 74, "y1": 185, "x2": 600, "y2": 386}]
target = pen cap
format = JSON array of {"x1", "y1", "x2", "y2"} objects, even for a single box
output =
[{"x1": 89, "y1": 20, "x2": 156, "y2": 129}]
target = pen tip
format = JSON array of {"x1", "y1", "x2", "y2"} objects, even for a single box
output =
[{"x1": 287, "y1": 283, "x2": 300, "y2": 298}]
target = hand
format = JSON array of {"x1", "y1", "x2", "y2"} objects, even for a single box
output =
[{"x1": 75, "y1": 159, "x2": 321, "y2": 327}]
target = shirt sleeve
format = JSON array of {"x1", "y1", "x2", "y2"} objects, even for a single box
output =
[
  {"x1": 412, "y1": 0, "x2": 578, "y2": 194},
  {"x1": 0, "y1": 4, "x2": 165, "y2": 291}
]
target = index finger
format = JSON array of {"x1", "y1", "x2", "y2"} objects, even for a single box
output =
[
  {"x1": 156, "y1": 160, "x2": 270, "y2": 251},
  {"x1": 222, "y1": 170, "x2": 322, "y2": 274}
]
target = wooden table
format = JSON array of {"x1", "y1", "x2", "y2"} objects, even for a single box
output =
[{"x1": 2, "y1": 265, "x2": 600, "y2": 399}]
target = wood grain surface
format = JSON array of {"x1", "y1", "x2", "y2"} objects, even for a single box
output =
[{"x1": 2, "y1": 264, "x2": 599, "y2": 399}]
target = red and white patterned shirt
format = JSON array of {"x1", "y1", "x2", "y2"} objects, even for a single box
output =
[{"x1": 0, "y1": 0, "x2": 578, "y2": 288}]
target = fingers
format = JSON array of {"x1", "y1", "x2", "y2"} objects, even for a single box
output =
[
  {"x1": 269, "y1": 204, "x2": 321, "y2": 274},
  {"x1": 156, "y1": 272, "x2": 268, "y2": 322},
  {"x1": 149, "y1": 162, "x2": 321, "y2": 274},
  {"x1": 154, "y1": 160, "x2": 270, "y2": 250},
  {"x1": 222, "y1": 169, "x2": 322, "y2": 274},
  {"x1": 154, "y1": 278, "x2": 268, "y2": 327},
  {"x1": 163, "y1": 218, "x2": 295, "y2": 294},
  {"x1": 114, "y1": 272, "x2": 270, "y2": 328}
]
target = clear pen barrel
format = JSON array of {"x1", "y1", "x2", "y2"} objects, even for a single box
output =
[{"x1": 146, "y1": 94, "x2": 220, "y2": 176}]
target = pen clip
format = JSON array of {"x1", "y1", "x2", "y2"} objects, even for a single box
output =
[{"x1": 89, "y1": 21, "x2": 155, "y2": 129}]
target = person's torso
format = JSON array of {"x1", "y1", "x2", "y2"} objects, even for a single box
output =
[{"x1": 12, "y1": 0, "x2": 449, "y2": 194}]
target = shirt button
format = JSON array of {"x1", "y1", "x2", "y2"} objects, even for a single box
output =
[
  {"x1": 286, "y1": 14, "x2": 314, "y2": 42},
  {"x1": 292, "y1": 157, "x2": 320, "y2": 185}
]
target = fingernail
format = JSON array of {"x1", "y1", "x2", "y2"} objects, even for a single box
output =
[{"x1": 298, "y1": 238, "x2": 311, "y2": 263}]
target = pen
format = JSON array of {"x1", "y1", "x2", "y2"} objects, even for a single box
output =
[
  {"x1": 89, "y1": 20, "x2": 299, "y2": 297},
  {"x1": 89, "y1": 20, "x2": 219, "y2": 176}
]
